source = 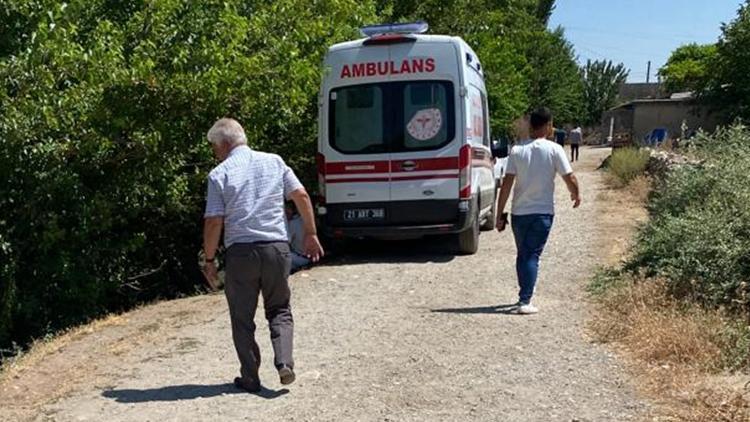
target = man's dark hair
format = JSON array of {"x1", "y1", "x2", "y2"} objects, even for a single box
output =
[{"x1": 529, "y1": 107, "x2": 553, "y2": 130}]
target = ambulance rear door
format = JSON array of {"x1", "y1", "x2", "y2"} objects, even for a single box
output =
[{"x1": 387, "y1": 40, "x2": 463, "y2": 226}]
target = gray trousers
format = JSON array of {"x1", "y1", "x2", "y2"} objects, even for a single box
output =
[{"x1": 224, "y1": 242, "x2": 294, "y2": 381}]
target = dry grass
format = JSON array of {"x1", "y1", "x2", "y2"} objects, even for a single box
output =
[
  {"x1": 591, "y1": 168, "x2": 750, "y2": 422},
  {"x1": 622, "y1": 175, "x2": 651, "y2": 204},
  {"x1": 0, "y1": 314, "x2": 126, "y2": 383},
  {"x1": 595, "y1": 172, "x2": 650, "y2": 266},
  {"x1": 592, "y1": 279, "x2": 723, "y2": 370},
  {"x1": 590, "y1": 277, "x2": 750, "y2": 421}
]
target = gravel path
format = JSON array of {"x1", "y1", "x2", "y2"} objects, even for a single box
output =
[{"x1": 1, "y1": 146, "x2": 647, "y2": 421}]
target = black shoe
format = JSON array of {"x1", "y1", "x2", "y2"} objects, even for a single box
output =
[
  {"x1": 234, "y1": 376, "x2": 261, "y2": 393},
  {"x1": 278, "y1": 365, "x2": 295, "y2": 385}
]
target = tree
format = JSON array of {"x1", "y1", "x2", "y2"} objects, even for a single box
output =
[
  {"x1": 523, "y1": 26, "x2": 585, "y2": 125},
  {"x1": 0, "y1": 0, "x2": 376, "y2": 349},
  {"x1": 702, "y1": 0, "x2": 750, "y2": 121},
  {"x1": 580, "y1": 59, "x2": 629, "y2": 126},
  {"x1": 658, "y1": 43, "x2": 716, "y2": 94},
  {"x1": 535, "y1": 0, "x2": 556, "y2": 26}
]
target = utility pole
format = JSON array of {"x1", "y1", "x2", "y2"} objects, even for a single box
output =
[{"x1": 646, "y1": 61, "x2": 651, "y2": 83}]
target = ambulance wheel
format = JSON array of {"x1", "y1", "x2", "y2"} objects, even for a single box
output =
[{"x1": 457, "y1": 210, "x2": 480, "y2": 255}]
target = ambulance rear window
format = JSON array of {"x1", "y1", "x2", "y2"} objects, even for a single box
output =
[
  {"x1": 331, "y1": 86, "x2": 385, "y2": 154},
  {"x1": 329, "y1": 81, "x2": 454, "y2": 154}
]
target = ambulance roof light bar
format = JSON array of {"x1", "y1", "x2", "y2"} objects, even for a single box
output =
[{"x1": 360, "y1": 21, "x2": 429, "y2": 38}]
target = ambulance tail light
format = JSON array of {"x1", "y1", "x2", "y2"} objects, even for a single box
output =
[
  {"x1": 459, "y1": 145, "x2": 472, "y2": 200},
  {"x1": 316, "y1": 152, "x2": 327, "y2": 205}
]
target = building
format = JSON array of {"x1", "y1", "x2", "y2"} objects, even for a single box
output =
[
  {"x1": 617, "y1": 82, "x2": 666, "y2": 102},
  {"x1": 601, "y1": 92, "x2": 719, "y2": 145}
]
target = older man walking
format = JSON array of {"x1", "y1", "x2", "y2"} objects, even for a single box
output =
[
  {"x1": 495, "y1": 108, "x2": 581, "y2": 314},
  {"x1": 201, "y1": 118, "x2": 323, "y2": 392}
]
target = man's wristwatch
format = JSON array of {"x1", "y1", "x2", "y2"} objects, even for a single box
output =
[{"x1": 198, "y1": 250, "x2": 216, "y2": 269}]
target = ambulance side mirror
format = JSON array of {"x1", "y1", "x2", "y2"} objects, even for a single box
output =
[{"x1": 491, "y1": 139, "x2": 509, "y2": 159}]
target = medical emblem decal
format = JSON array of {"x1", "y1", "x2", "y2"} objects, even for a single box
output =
[{"x1": 407, "y1": 108, "x2": 442, "y2": 141}]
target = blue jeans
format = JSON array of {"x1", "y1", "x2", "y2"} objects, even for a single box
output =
[
  {"x1": 290, "y1": 251, "x2": 311, "y2": 274},
  {"x1": 511, "y1": 214, "x2": 554, "y2": 304}
]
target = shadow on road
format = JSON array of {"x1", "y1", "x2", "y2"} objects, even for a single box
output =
[
  {"x1": 320, "y1": 236, "x2": 458, "y2": 266},
  {"x1": 431, "y1": 303, "x2": 522, "y2": 315},
  {"x1": 102, "y1": 383, "x2": 289, "y2": 403}
]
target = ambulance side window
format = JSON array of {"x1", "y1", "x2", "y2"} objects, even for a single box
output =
[{"x1": 330, "y1": 85, "x2": 385, "y2": 154}]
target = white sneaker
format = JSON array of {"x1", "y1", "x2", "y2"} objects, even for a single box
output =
[{"x1": 518, "y1": 303, "x2": 539, "y2": 314}]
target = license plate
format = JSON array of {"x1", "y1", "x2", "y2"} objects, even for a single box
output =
[{"x1": 344, "y1": 208, "x2": 385, "y2": 221}]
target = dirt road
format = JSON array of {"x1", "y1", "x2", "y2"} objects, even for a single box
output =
[{"x1": 1, "y1": 146, "x2": 647, "y2": 421}]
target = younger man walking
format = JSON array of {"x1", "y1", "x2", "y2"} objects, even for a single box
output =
[{"x1": 496, "y1": 108, "x2": 581, "y2": 314}]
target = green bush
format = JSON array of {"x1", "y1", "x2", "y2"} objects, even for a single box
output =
[
  {"x1": 608, "y1": 147, "x2": 650, "y2": 186},
  {"x1": 0, "y1": 0, "x2": 375, "y2": 349},
  {"x1": 627, "y1": 124, "x2": 750, "y2": 315},
  {"x1": 0, "y1": 0, "x2": 589, "y2": 353}
]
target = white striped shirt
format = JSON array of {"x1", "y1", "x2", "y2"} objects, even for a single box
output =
[{"x1": 204, "y1": 145, "x2": 303, "y2": 247}]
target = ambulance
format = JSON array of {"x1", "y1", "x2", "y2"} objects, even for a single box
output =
[{"x1": 316, "y1": 22, "x2": 505, "y2": 254}]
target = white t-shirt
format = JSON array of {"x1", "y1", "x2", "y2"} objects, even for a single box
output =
[
  {"x1": 506, "y1": 138, "x2": 573, "y2": 215},
  {"x1": 569, "y1": 127, "x2": 583, "y2": 145}
]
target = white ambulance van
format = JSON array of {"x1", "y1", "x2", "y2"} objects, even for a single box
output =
[{"x1": 316, "y1": 22, "x2": 505, "y2": 254}]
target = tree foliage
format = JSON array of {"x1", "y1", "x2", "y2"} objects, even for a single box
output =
[
  {"x1": 0, "y1": 0, "x2": 375, "y2": 349},
  {"x1": 702, "y1": 0, "x2": 750, "y2": 121},
  {"x1": 658, "y1": 43, "x2": 716, "y2": 94},
  {"x1": 0, "y1": 0, "x2": 587, "y2": 351},
  {"x1": 581, "y1": 59, "x2": 629, "y2": 126},
  {"x1": 535, "y1": 0, "x2": 556, "y2": 26},
  {"x1": 523, "y1": 26, "x2": 585, "y2": 125}
]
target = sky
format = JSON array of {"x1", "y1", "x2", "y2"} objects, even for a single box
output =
[{"x1": 549, "y1": 0, "x2": 744, "y2": 82}]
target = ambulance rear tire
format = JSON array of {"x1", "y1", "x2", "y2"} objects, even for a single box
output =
[{"x1": 457, "y1": 212, "x2": 480, "y2": 255}]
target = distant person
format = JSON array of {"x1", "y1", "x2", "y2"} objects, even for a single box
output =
[
  {"x1": 569, "y1": 126, "x2": 583, "y2": 162},
  {"x1": 553, "y1": 127, "x2": 566, "y2": 148},
  {"x1": 495, "y1": 108, "x2": 581, "y2": 314},
  {"x1": 201, "y1": 118, "x2": 324, "y2": 393},
  {"x1": 286, "y1": 202, "x2": 313, "y2": 273}
]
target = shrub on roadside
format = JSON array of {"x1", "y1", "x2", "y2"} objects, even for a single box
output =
[
  {"x1": 627, "y1": 124, "x2": 750, "y2": 315},
  {"x1": 607, "y1": 147, "x2": 650, "y2": 186}
]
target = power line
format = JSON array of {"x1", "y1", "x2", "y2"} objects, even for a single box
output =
[
  {"x1": 575, "y1": 45, "x2": 610, "y2": 60},
  {"x1": 575, "y1": 41, "x2": 663, "y2": 58},
  {"x1": 562, "y1": 25, "x2": 717, "y2": 44}
]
